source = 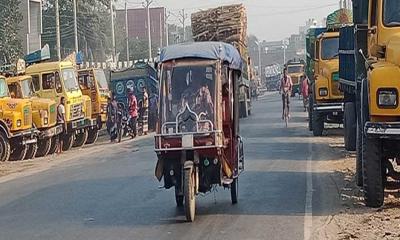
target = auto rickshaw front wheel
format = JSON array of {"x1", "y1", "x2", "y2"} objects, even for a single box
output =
[{"x1": 184, "y1": 164, "x2": 196, "y2": 222}]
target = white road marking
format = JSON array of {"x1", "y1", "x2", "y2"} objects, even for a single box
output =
[{"x1": 304, "y1": 141, "x2": 313, "y2": 240}]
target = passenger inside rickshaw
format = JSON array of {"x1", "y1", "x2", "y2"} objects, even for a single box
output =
[{"x1": 164, "y1": 64, "x2": 215, "y2": 126}]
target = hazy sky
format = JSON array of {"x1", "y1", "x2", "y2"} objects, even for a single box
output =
[{"x1": 118, "y1": 0, "x2": 339, "y2": 41}]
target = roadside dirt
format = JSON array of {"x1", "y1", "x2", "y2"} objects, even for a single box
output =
[{"x1": 316, "y1": 132, "x2": 400, "y2": 240}]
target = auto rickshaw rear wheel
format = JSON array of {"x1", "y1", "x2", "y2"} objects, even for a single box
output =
[
  {"x1": 231, "y1": 178, "x2": 238, "y2": 204},
  {"x1": 36, "y1": 138, "x2": 52, "y2": 157},
  {"x1": 86, "y1": 128, "x2": 99, "y2": 144},
  {"x1": 25, "y1": 143, "x2": 38, "y2": 160},
  {"x1": 73, "y1": 130, "x2": 88, "y2": 148},
  {"x1": 184, "y1": 165, "x2": 196, "y2": 222}
]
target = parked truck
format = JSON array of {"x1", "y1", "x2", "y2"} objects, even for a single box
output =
[
  {"x1": 308, "y1": 9, "x2": 352, "y2": 136},
  {"x1": 77, "y1": 68, "x2": 110, "y2": 143},
  {"x1": 339, "y1": 0, "x2": 400, "y2": 207},
  {"x1": 26, "y1": 60, "x2": 97, "y2": 151},
  {"x1": 191, "y1": 4, "x2": 252, "y2": 118},
  {"x1": 0, "y1": 74, "x2": 37, "y2": 161},
  {"x1": 7, "y1": 74, "x2": 62, "y2": 157}
]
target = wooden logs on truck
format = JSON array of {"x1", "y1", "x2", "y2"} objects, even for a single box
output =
[{"x1": 191, "y1": 4, "x2": 248, "y2": 55}]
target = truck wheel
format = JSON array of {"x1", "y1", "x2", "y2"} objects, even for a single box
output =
[
  {"x1": 48, "y1": 136, "x2": 58, "y2": 155},
  {"x1": 86, "y1": 128, "x2": 99, "y2": 145},
  {"x1": 356, "y1": 121, "x2": 363, "y2": 187},
  {"x1": 344, "y1": 102, "x2": 356, "y2": 151},
  {"x1": 10, "y1": 143, "x2": 28, "y2": 161},
  {"x1": 231, "y1": 178, "x2": 238, "y2": 204},
  {"x1": 73, "y1": 130, "x2": 88, "y2": 148},
  {"x1": 312, "y1": 111, "x2": 324, "y2": 136},
  {"x1": 184, "y1": 165, "x2": 196, "y2": 222},
  {"x1": 62, "y1": 133, "x2": 74, "y2": 152},
  {"x1": 36, "y1": 138, "x2": 52, "y2": 157},
  {"x1": 175, "y1": 185, "x2": 183, "y2": 207},
  {"x1": 362, "y1": 136, "x2": 385, "y2": 208},
  {"x1": 0, "y1": 133, "x2": 11, "y2": 162},
  {"x1": 25, "y1": 143, "x2": 38, "y2": 160}
]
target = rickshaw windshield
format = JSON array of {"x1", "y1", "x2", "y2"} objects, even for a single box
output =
[{"x1": 160, "y1": 62, "x2": 216, "y2": 126}]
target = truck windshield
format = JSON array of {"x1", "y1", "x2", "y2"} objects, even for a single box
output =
[
  {"x1": 0, "y1": 78, "x2": 9, "y2": 98},
  {"x1": 161, "y1": 63, "x2": 215, "y2": 124},
  {"x1": 384, "y1": 0, "x2": 400, "y2": 26},
  {"x1": 62, "y1": 68, "x2": 79, "y2": 92},
  {"x1": 94, "y1": 69, "x2": 109, "y2": 90},
  {"x1": 21, "y1": 79, "x2": 35, "y2": 97},
  {"x1": 287, "y1": 66, "x2": 304, "y2": 73},
  {"x1": 321, "y1": 37, "x2": 339, "y2": 60}
]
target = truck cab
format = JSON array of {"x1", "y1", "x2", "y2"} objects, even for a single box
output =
[
  {"x1": 286, "y1": 59, "x2": 306, "y2": 97},
  {"x1": 310, "y1": 30, "x2": 344, "y2": 136},
  {"x1": 77, "y1": 68, "x2": 110, "y2": 131},
  {"x1": 26, "y1": 61, "x2": 97, "y2": 151},
  {"x1": 7, "y1": 75, "x2": 62, "y2": 157},
  {"x1": 0, "y1": 75, "x2": 37, "y2": 161}
]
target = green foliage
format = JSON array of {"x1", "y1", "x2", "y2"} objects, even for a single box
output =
[
  {"x1": 0, "y1": 0, "x2": 23, "y2": 64},
  {"x1": 42, "y1": 0, "x2": 115, "y2": 62}
]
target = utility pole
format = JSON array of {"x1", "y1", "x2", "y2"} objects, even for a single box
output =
[
  {"x1": 125, "y1": 1, "x2": 130, "y2": 62},
  {"x1": 110, "y1": 0, "x2": 116, "y2": 61},
  {"x1": 159, "y1": 12, "x2": 163, "y2": 48},
  {"x1": 73, "y1": 0, "x2": 78, "y2": 53},
  {"x1": 165, "y1": 11, "x2": 170, "y2": 46},
  {"x1": 55, "y1": 0, "x2": 61, "y2": 60},
  {"x1": 145, "y1": 0, "x2": 153, "y2": 60},
  {"x1": 178, "y1": 9, "x2": 187, "y2": 42}
]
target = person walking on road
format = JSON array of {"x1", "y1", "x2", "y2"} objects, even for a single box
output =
[
  {"x1": 106, "y1": 94, "x2": 118, "y2": 142},
  {"x1": 56, "y1": 97, "x2": 67, "y2": 154},
  {"x1": 280, "y1": 67, "x2": 293, "y2": 119}
]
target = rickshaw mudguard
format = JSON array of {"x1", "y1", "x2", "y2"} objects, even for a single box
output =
[
  {"x1": 155, "y1": 156, "x2": 164, "y2": 181},
  {"x1": 184, "y1": 160, "x2": 194, "y2": 170}
]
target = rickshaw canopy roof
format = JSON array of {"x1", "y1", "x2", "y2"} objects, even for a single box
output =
[{"x1": 160, "y1": 42, "x2": 243, "y2": 71}]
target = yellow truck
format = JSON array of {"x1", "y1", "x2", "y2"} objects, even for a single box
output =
[
  {"x1": 77, "y1": 68, "x2": 110, "y2": 142},
  {"x1": 339, "y1": 0, "x2": 400, "y2": 207},
  {"x1": 7, "y1": 75, "x2": 62, "y2": 157},
  {"x1": 26, "y1": 61, "x2": 97, "y2": 151},
  {"x1": 286, "y1": 59, "x2": 306, "y2": 97},
  {"x1": 0, "y1": 75, "x2": 37, "y2": 161},
  {"x1": 308, "y1": 9, "x2": 352, "y2": 136}
]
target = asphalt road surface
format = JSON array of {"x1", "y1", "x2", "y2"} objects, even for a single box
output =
[{"x1": 0, "y1": 93, "x2": 343, "y2": 240}]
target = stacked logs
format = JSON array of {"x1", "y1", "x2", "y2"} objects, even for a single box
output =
[{"x1": 191, "y1": 4, "x2": 248, "y2": 55}]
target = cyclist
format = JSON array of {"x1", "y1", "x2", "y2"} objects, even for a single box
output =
[{"x1": 280, "y1": 67, "x2": 293, "y2": 120}]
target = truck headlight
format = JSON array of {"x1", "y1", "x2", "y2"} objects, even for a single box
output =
[
  {"x1": 16, "y1": 120, "x2": 22, "y2": 127},
  {"x1": 319, "y1": 88, "x2": 328, "y2": 97},
  {"x1": 44, "y1": 117, "x2": 48, "y2": 125},
  {"x1": 378, "y1": 88, "x2": 398, "y2": 107}
]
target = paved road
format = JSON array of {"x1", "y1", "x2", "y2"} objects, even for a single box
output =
[{"x1": 0, "y1": 93, "x2": 342, "y2": 240}]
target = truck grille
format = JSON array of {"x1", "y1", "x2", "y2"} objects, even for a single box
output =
[
  {"x1": 292, "y1": 76, "x2": 300, "y2": 84},
  {"x1": 85, "y1": 98, "x2": 92, "y2": 118},
  {"x1": 70, "y1": 103, "x2": 83, "y2": 120},
  {"x1": 23, "y1": 106, "x2": 32, "y2": 127}
]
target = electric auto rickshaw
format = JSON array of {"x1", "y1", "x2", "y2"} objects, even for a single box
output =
[{"x1": 154, "y1": 42, "x2": 245, "y2": 222}]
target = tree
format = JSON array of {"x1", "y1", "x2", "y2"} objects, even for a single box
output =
[
  {"x1": 42, "y1": 0, "x2": 114, "y2": 62},
  {"x1": 0, "y1": 0, "x2": 23, "y2": 64}
]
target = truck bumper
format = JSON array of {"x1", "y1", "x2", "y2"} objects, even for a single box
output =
[
  {"x1": 11, "y1": 129, "x2": 39, "y2": 145},
  {"x1": 68, "y1": 117, "x2": 97, "y2": 131},
  {"x1": 365, "y1": 122, "x2": 400, "y2": 139},
  {"x1": 313, "y1": 102, "x2": 344, "y2": 113},
  {"x1": 39, "y1": 125, "x2": 64, "y2": 139}
]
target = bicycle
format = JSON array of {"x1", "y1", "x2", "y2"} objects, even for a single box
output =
[{"x1": 282, "y1": 91, "x2": 290, "y2": 128}]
